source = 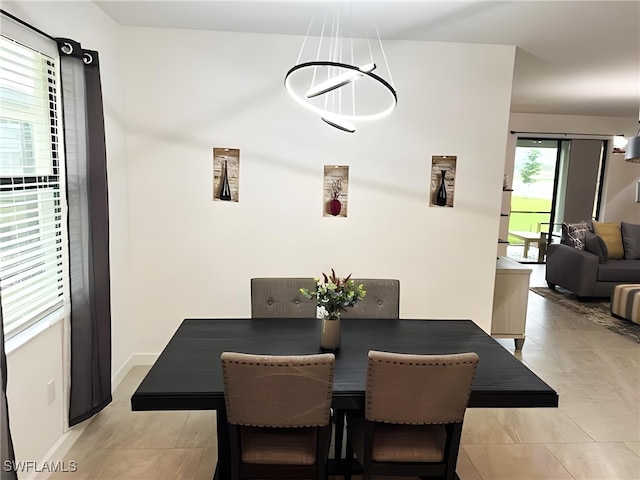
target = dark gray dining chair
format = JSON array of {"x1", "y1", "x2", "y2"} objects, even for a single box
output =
[
  {"x1": 250, "y1": 277, "x2": 316, "y2": 318},
  {"x1": 334, "y1": 278, "x2": 400, "y2": 460},
  {"x1": 341, "y1": 279, "x2": 400, "y2": 319}
]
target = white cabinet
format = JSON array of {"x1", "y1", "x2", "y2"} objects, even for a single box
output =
[{"x1": 492, "y1": 256, "x2": 531, "y2": 350}]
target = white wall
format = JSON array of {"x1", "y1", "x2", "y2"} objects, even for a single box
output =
[
  {"x1": 122, "y1": 26, "x2": 516, "y2": 355},
  {"x1": 5, "y1": 323, "x2": 64, "y2": 473},
  {"x1": 506, "y1": 113, "x2": 640, "y2": 223},
  {"x1": 2, "y1": 6, "x2": 516, "y2": 467},
  {"x1": 2, "y1": 0, "x2": 130, "y2": 469}
]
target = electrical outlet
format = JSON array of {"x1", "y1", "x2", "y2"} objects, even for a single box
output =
[{"x1": 47, "y1": 379, "x2": 55, "y2": 404}]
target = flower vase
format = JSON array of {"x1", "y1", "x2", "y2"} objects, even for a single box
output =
[
  {"x1": 329, "y1": 198, "x2": 342, "y2": 216},
  {"x1": 219, "y1": 159, "x2": 232, "y2": 201},
  {"x1": 320, "y1": 313, "x2": 341, "y2": 351},
  {"x1": 436, "y1": 169, "x2": 447, "y2": 206}
]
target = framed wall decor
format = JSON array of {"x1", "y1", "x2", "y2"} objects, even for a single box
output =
[
  {"x1": 323, "y1": 165, "x2": 349, "y2": 217},
  {"x1": 213, "y1": 148, "x2": 239, "y2": 202},
  {"x1": 430, "y1": 155, "x2": 457, "y2": 207}
]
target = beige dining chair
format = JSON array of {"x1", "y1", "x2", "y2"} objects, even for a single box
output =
[
  {"x1": 250, "y1": 277, "x2": 316, "y2": 318},
  {"x1": 345, "y1": 350, "x2": 479, "y2": 480},
  {"x1": 221, "y1": 352, "x2": 335, "y2": 480}
]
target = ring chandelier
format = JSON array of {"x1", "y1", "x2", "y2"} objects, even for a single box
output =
[{"x1": 284, "y1": 16, "x2": 397, "y2": 133}]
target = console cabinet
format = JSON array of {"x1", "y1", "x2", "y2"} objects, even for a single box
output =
[{"x1": 492, "y1": 256, "x2": 531, "y2": 350}]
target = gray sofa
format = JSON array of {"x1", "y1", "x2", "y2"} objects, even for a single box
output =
[
  {"x1": 546, "y1": 221, "x2": 640, "y2": 299},
  {"x1": 546, "y1": 243, "x2": 640, "y2": 299}
]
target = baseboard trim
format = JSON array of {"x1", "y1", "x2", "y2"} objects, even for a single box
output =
[
  {"x1": 111, "y1": 352, "x2": 159, "y2": 390},
  {"x1": 31, "y1": 352, "x2": 160, "y2": 479}
]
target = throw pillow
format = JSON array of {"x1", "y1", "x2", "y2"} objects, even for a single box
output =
[
  {"x1": 561, "y1": 221, "x2": 589, "y2": 250},
  {"x1": 621, "y1": 222, "x2": 640, "y2": 260},
  {"x1": 584, "y1": 231, "x2": 608, "y2": 263},
  {"x1": 591, "y1": 221, "x2": 624, "y2": 260}
]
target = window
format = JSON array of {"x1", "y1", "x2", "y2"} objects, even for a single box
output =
[{"x1": 0, "y1": 35, "x2": 67, "y2": 340}]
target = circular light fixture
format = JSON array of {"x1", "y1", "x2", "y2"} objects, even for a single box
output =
[{"x1": 285, "y1": 61, "x2": 397, "y2": 132}]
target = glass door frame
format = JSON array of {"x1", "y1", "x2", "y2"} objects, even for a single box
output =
[
  {"x1": 508, "y1": 137, "x2": 562, "y2": 264},
  {"x1": 508, "y1": 136, "x2": 608, "y2": 264}
]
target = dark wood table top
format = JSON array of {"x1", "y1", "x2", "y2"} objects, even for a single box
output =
[{"x1": 131, "y1": 318, "x2": 558, "y2": 411}]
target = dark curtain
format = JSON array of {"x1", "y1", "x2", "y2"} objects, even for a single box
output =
[
  {"x1": 1, "y1": 301, "x2": 17, "y2": 480},
  {"x1": 56, "y1": 39, "x2": 112, "y2": 427}
]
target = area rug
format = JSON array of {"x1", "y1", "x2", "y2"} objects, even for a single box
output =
[{"x1": 530, "y1": 287, "x2": 640, "y2": 343}]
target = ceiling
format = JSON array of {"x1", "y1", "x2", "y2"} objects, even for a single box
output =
[{"x1": 95, "y1": 0, "x2": 639, "y2": 118}]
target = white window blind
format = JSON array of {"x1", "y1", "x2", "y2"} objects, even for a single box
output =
[{"x1": 0, "y1": 35, "x2": 67, "y2": 340}]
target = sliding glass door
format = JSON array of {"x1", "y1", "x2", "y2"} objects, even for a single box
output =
[{"x1": 506, "y1": 138, "x2": 606, "y2": 263}]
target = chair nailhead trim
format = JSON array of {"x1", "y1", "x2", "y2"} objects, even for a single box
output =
[{"x1": 225, "y1": 360, "x2": 334, "y2": 366}]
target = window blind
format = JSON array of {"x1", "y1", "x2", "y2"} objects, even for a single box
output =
[{"x1": 0, "y1": 35, "x2": 67, "y2": 339}]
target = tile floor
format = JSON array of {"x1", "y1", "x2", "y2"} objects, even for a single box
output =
[{"x1": 46, "y1": 265, "x2": 640, "y2": 479}]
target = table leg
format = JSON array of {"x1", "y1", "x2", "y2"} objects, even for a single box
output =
[
  {"x1": 214, "y1": 409, "x2": 230, "y2": 480},
  {"x1": 537, "y1": 233, "x2": 547, "y2": 262},
  {"x1": 523, "y1": 239, "x2": 530, "y2": 259},
  {"x1": 334, "y1": 410, "x2": 344, "y2": 462}
]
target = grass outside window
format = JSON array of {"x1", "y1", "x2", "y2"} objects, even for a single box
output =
[{"x1": 508, "y1": 196, "x2": 552, "y2": 244}]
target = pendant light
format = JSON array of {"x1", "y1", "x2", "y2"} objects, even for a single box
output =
[
  {"x1": 626, "y1": 107, "x2": 640, "y2": 162},
  {"x1": 284, "y1": 13, "x2": 397, "y2": 133},
  {"x1": 625, "y1": 125, "x2": 640, "y2": 162}
]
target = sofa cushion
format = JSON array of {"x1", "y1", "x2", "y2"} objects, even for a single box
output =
[
  {"x1": 621, "y1": 222, "x2": 640, "y2": 260},
  {"x1": 584, "y1": 231, "x2": 608, "y2": 263},
  {"x1": 597, "y1": 260, "x2": 640, "y2": 282},
  {"x1": 592, "y1": 221, "x2": 624, "y2": 260},
  {"x1": 561, "y1": 222, "x2": 589, "y2": 250}
]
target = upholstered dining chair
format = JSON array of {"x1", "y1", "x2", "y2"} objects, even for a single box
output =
[
  {"x1": 221, "y1": 352, "x2": 335, "y2": 480},
  {"x1": 340, "y1": 279, "x2": 400, "y2": 319},
  {"x1": 333, "y1": 278, "x2": 401, "y2": 459},
  {"x1": 345, "y1": 350, "x2": 479, "y2": 480},
  {"x1": 250, "y1": 277, "x2": 316, "y2": 318}
]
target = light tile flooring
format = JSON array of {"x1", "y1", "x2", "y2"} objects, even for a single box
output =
[{"x1": 46, "y1": 266, "x2": 640, "y2": 480}]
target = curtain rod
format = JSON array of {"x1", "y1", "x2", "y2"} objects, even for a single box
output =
[
  {"x1": 0, "y1": 9, "x2": 56, "y2": 41},
  {"x1": 510, "y1": 130, "x2": 622, "y2": 137}
]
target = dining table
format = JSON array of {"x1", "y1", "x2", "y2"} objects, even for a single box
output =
[{"x1": 131, "y1": 317, "x2": 558, "y2": 478}]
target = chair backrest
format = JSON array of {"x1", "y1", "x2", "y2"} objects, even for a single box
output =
[
  {"x1": 365, "y1": 350, "x2": 478, "y2": 424},
  {"x1": 221, "y1": 352, "x2": 335, "y2": 427},
  {"x1": 250, "y1": 277, "x2": 316, "y2": 318},
  {"x1": 341, "y1": 279, "x2": 400, "y2": 319}
]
